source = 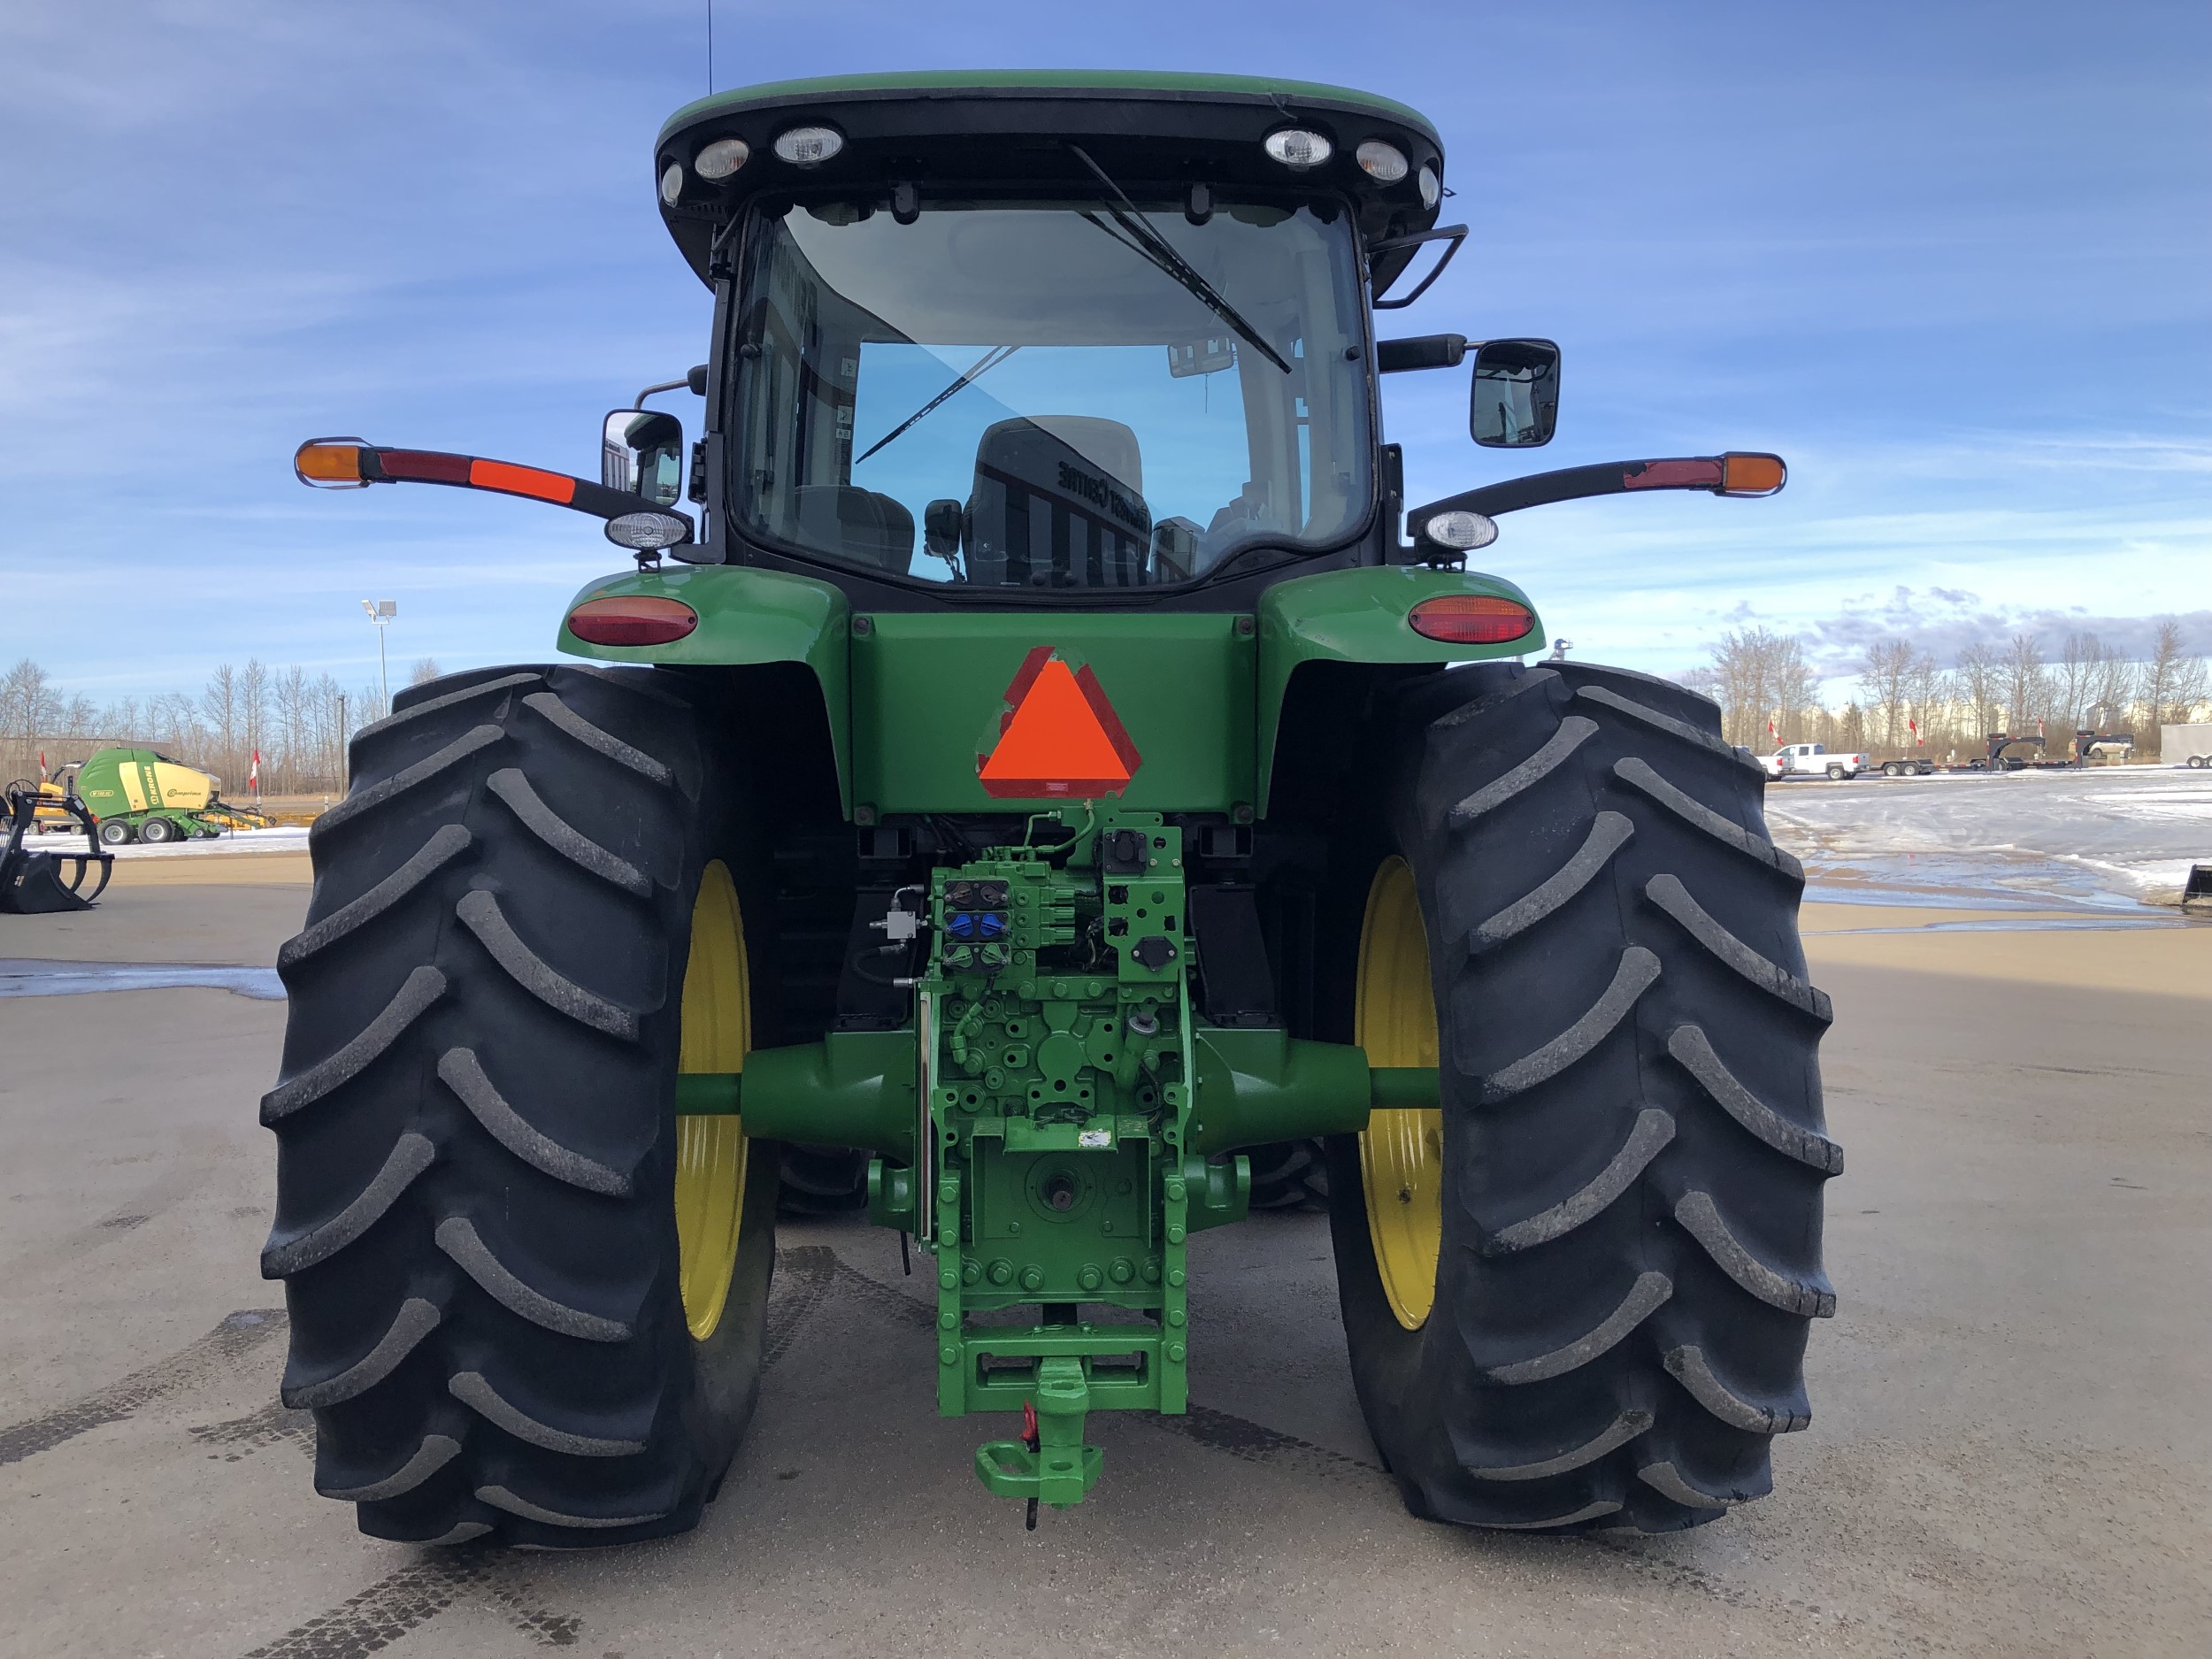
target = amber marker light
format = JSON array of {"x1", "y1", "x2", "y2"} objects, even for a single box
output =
[
  {"x1": 1408, "y1": 595, "x2": 1535, "y2": 645},
  {"x1": 294, "y1": 440, "x2": 367, "y2": 488},
  {"x1": 565, "y1": 595, "x2": 698, "y2": 647},
  {"x1": 1719, "y1": 452, "x2": 1787, "y2": 496}
]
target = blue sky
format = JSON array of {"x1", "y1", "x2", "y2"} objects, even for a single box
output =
[{"x1": 4, "y1": 0, "x2": 2206, "y2": 701}]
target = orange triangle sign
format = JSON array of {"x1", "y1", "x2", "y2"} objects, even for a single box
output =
[{"x1": 979, "y1": 653, "x2": 1141, "y2": 799}]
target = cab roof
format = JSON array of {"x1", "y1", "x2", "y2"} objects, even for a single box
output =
[{"x1": 654, "y1": 70, "x2": 1448, "y2": 286}]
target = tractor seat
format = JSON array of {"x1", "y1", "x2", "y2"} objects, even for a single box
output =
[
  {"x1": 965, "y1": 418, "x2": 1151, "y2": 588},
  {"x1": 793, "y1": 486, "x2": 916, "y2": 575}
]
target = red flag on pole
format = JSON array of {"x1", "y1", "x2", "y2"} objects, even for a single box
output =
[
  {"x1": 38, "y1": 750, "x2": 47, "y2": 781},
  {"x1": 1909, "y1": 718, "x2": 1921, "y2": 749},
  {"x1": 250, "y1": 749, "x2": 261, "y2": 795},
  {"x1": 1766, "y1": 718, "x2": 1778, "y2": 740}
]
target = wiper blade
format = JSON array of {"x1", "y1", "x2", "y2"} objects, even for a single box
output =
[
  {"x1": 1066, "y1": 144, "x2": 1292, "y2": 376},
  {"x1": 856, "y1": 344, "x2": 1020, "y2": 464}
]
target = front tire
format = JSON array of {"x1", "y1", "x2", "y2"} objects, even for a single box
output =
[
  {"x1": 1325, "y1": 662, "x2": 1840, "y2": 1532},
  {"x1": 97, "y1": 818, "x2": 134, "y2": 846},
  {"x1": 263, "y1": 665, "x2": 779, "y2": 1548}
]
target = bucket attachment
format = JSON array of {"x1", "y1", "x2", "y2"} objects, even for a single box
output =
[
  {"x1": 2, "y1": 782, "x2": 114, "y2": 914},
  {"x1": 2184, "y1": 864, "x2": 2212, "y2": 913}
]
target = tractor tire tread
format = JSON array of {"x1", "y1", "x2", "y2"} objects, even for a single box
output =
[
  {"x1": 280, "y1": 1296, "x2": 442, "y2": 1410},
  {"x1": 278, "y1": 826, "x2": 475, "y2": 969},
  {"x1": 258, "y1": 966, "x2": 447, "y2": 1124},
  {"x1": 487, "y1": 768, "x2": 654, "y2": 897},
  {"x1": 1483, "y1": 1109, "x2": 1674, "y2": 1254},
  {"x1": 436, "y1": 1048, "x2": 633, "y2": 1195},
  {"x1": 310, "y1": 725, "x2": 505, "y2": 842},
  {"x1": 264, "y1": 664, "x2": 766, "y2": 1549},
  {"x1": 454, "y1": 887, "x2": 643, "y2": 1039},
  {"x1": 1471, "y1": 811, "x2": 1635, "y2": 953},
  {"x1": 1328, "y1": 660, "x2": 1838, "y2": 1535},
  {"x1": 432, "y1": 1217, "x2": 635, "y2": 1342},
  {"x1": 522, "y1": 692, "x2": 679, "y2": 790},
  {"x1": 259, "y1": 1133, "x2": 435, "y2": 1277}
]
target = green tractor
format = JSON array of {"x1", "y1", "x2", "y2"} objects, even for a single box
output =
[{"x1": 267, "y1": 71, "x2": 1837, "y2": 1548}]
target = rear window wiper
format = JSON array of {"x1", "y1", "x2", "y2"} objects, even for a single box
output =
[{"x1": 1066, "y1": 145, "x2": 1292, "y2": 376}]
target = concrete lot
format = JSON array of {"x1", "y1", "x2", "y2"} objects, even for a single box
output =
[{"x1": 1, "y1": 862, "x2": 2207, "y2": 1657}]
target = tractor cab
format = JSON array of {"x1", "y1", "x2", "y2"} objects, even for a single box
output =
[{"x1": 651, "y1": 73, "x2": 1451, "y2": 598}]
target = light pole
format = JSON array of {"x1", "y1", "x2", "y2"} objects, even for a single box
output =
[{"x1": 361, "y1": 599, "x2": 396, "y2": 717}]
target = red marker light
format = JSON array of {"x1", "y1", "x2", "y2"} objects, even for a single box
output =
[
  {"x1": 1408, "y1": 595, "x2": 1535, "y2": 645},
  {"x1": 565, "y1": 595, "x2": 698, "y2": 646}
]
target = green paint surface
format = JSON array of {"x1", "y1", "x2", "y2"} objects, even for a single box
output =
[
  {"x1": 557, "y1": 563, "x2": 852, "y2": 811},
  {"x1": 557, "y1": 563, "x2": 1546, "y2": 822},
  {"x1": 661, "y1": 70, "x2": 1439, "y2": 148},
  {"x1": 1255, "y1": 565, "x2": 1546, "y2": 810},
  {"x1": 851, "y1": 613, "x2": 1256, "y2": 816}
]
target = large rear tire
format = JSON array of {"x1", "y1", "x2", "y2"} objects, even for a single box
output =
[
  {"x1": 262, "y1": 665, "x2": 780, "y2": 1548},
  {"x1": 1325, "y1": 661, "x2": 1840, "y2": 1532}
]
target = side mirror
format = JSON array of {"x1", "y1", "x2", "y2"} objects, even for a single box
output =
[
  {"x1": 923, "y1": 498, "x2": 964, "y2": 563},
  {"x1": 1471, "y1": 338, "x2": 1560, "y2": 448},
  {"x1": 602, "y1": 409, "x2": 686, "y2": 507}
]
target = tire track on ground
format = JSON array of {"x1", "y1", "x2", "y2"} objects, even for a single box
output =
[
  {"x1": 227, "y1": 1247, "x2": 841, "y2": 1655},
  {"x1": 0, "y1": 1309, "x2": 284, "y2": 1467},
  {"x1": 238, "y1": 1549, "x2": 580, "y2": 1658}
]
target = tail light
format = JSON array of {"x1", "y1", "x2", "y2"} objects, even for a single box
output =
[
  {"x1": 1408, "y1": 595, "x2": 1534, "y2": 645},
  {"x1": 565, "y1": 596, "x2": 697, "y2": 646}
]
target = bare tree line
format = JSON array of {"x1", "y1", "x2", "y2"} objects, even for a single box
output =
[
  {"x1": 2, "y1": 656, "x2": 443, "y2": 796},
  {"x1": 1684, "y1": 619, "x2": 2209, "y2": 759}
]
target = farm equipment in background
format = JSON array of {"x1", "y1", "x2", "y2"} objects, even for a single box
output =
[
  {"x1": 265, "y1": 70, "x2": 1838, "y2": 1550},
  {"x1": 27, "y1": 771, "x2": 81, "y2": 829},
  {"x1": 1, "y1": 779, "x2": 112, "y2": 913},
  {"x1": 2184, "y1": 865, "x2": 2212, "y2": 911},
  {"x1": 69, "y1": 746, "x2": 272, "y2": 844}
]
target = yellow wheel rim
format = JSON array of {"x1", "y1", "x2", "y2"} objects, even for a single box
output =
[
  {"x1": 1356, "y1": 856, "x2": 1443, "y2": 1331},
  {"x1": 675, "y1": 860, "x2": 751, "y2": 1341}
]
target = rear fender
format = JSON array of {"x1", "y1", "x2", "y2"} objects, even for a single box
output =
[
  {"x1": 558, "y1": 565, "x2": 853, "y2": 814},
  {"x1": 1256, "y1": 566, "x2": 1543, "y2": 814}
]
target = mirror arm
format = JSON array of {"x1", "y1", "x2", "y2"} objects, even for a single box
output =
[
  {"x1": 1377, "y1": 334, "x2": 1468, "y2": 373},
  {"x1": 294, "y1": 442, "x2": 695, "y2": 540},
  {"x1": 1406, "y1": 454, "x2": 1786, "y2": 543}
]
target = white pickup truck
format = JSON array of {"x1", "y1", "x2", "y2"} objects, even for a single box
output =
[{"x1": 1760, "y1": 742, "x2": 1867, "y2": 780}]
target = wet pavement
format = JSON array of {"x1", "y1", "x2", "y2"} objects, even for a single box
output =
[
  {"x1": 3, "y1": 861, "x2": 2208, "y2": 1655},
  {"x1": 1763, "y1": 765, "x2": 2212, "y2": 910},
  {"x1": 0, "y1": 959, "x2": 286, "y2": 1001}
]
